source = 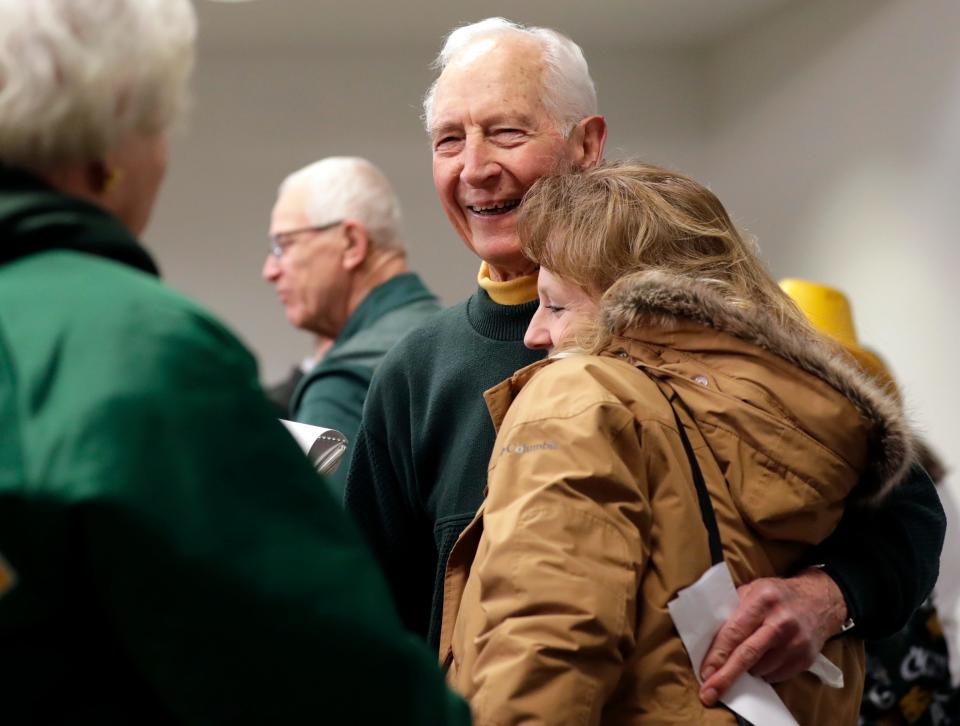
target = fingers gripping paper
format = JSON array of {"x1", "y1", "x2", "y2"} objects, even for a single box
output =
[
  {"x1": 279, "y1": 419, "x2": 347, "y2": 476},
  {"x1": 667, "y1": 562, "x2": 844, "y2": 726}
]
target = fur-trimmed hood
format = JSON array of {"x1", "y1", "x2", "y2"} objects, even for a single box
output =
[
  {"x1": 599, "y1": 270, "x2": 916, "y2": 501},
  {"x1": 456, "y1": 269, "x2": 881, "y2": 726}
]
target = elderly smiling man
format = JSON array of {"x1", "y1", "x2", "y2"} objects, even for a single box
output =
[{"x1": 345, "y1": 17, "x2": 944, "y2": 709}]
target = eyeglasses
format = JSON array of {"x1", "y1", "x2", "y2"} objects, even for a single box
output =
[{"x1": 268, "y1": 220, "x2": 343, "y2": 258}]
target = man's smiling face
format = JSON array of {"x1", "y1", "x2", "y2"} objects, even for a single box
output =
[{"x1": 429, "y1": 36, "x2": 578, "y2": 279}]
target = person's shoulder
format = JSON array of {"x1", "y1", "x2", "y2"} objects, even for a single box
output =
[
  {"x1": 375, "y1": 296, "x2": 470, "y2": 367},
  {"x1": 291, "y1": 356, "x2": 370, "y2": 419},
  {"x1": 326, "y1": 298, "x2": 444, "y2": 367},
  {"x1": 18, "y1": 250, "x2": 256, "y2": 392},
  {"x1": 368, "y1": 297, "x2": 442, "y2": 348},
  {"x1": 520, "y1": 353, "x2": 647, "y2": 401},
  {"x1": 353, "y1": 298, "x2": 469, "y2": 417},
  {"x1": 488, "y1": 355, "x2": 648, "y2": 474},
  {"x1": 508, "y1": 354, "x2": 652, "y2": 425},
  {"x1": 3, "y1": 252, "x2": 282, "y2": 495},
  {"x1": 397, "y1": 296, "x2": 468, "y2": 343}
]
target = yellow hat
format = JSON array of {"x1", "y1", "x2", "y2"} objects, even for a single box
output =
[
  {"x1": 779, "y1": 278, "x2": 899, "y2": 400},
  {"x1": 779, "y1": 278, "x2": 859, "y2": 348}
]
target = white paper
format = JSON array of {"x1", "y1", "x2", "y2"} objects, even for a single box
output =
[
  {"x1": 279, "y1": 419, "x2": 347, "y2": 475},
  {"x1": 808, "y1": 653, "x2": 844, "y2": 689},
  {"x1": 667, "y1": 562, "x2": 801, "y2": 726}
]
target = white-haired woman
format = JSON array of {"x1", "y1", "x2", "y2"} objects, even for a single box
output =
[
  {"x1": 0, "y1": 2, "x2": 468, "y2": 723},
  {"x1": 440, "y1": 161, "x2": 915, "y2": 724}
]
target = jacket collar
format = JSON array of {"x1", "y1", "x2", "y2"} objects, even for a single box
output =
[
  {"x1": 600, "y1": 270, "x2": 915, "y2": 500},
  {"x1": 0, "y1": 165, "x2": 159, "y2": 276},
  {"x1": 483, "y1": 358, "x2": 552, "y2": 433},
  {"x1": 335, "y1": 272, "x2": 435, "y2": 345}
]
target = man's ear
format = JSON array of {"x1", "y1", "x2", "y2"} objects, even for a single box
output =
[
  {"x1": 341, "y1": 220, "x2": 370, "y2": 272},
  {"x1": 571, "y1": 115, "x2": 607, "y2": 170}
]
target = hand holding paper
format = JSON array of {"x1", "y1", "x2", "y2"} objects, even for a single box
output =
[
  {"x1": 698, "y1": 565, "x2": 848, "y2": 704},
  {"x1": 668, "y1": 563, "x2": 843, "y2": 726}
]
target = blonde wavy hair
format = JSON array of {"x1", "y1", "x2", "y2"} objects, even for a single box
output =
[{"x1": 517, "y1": 160, "x2": 815, "y2": 352}]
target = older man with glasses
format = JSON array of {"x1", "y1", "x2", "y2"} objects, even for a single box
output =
[{"x1": 262, "y1": 156, "x2": 440, "y2": 498}]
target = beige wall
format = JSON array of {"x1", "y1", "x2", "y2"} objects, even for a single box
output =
[{"x1": 703, "y1": 0, "x2": 960, "y2": 473}]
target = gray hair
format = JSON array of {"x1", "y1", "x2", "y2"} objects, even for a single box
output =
[
  {"x1": 279, "y1": 157, "x2": 403, "y2": 251},
  {"x1": 422, "y1": 17, "x2": 597, "y2": 135},
  {"x1": 0, "y1": 0, "x2": 196, "y2": 170}
]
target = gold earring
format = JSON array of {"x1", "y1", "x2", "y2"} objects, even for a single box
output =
[{"x1": 104, "y1": 167, "x2": 124, "y2": 194}]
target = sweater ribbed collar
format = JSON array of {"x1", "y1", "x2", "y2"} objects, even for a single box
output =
[{"x1": 466, "y1": 286, "x2": 538, "y2": 342}]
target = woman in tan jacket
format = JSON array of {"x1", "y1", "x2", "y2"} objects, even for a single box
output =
[{"x1": 439, "y1": 161, "x2": 916, "y2": 724}]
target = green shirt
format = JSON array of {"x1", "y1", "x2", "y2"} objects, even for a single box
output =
[
  {"x1": 291, "y1": 273, "x2": 440, "y2": 500},
  {"x1": 0, "y1": 168, "x2": 469, "y2": 724}
]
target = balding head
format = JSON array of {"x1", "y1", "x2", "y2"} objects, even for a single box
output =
[
  {"x1": 279, "y1": 156, "x2": 402, "y2": 251},
  {"x1": 423, "y1": 17, "x2": 597, "y2": 136},
  {"x1": 264, "y1": 157, "x2": 409, "y2": 338}
]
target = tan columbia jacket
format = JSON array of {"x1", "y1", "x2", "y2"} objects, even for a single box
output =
[{"x1": 440, "y1": 271, "x2": 914, "y2": 725}]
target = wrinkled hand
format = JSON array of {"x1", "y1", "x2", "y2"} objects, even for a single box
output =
[{"x1": 698, "y1": 568, "x2": 847, "y2": 707}]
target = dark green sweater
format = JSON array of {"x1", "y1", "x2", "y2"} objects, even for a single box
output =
[
  {"x1": 345, "y1": 288, "x2": 543, "y2": 645},
  {"x1": 346, "y1": 285, "x2": 945, "y2": 650}
]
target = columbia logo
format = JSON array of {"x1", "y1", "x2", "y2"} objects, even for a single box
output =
[{"x1": 501, "y1": 441, "x2": 559, "y2": 455}]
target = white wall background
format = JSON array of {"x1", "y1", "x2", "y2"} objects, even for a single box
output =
[
  {"x1": 703, "y1": 0, "x2": 960, "y2": 476},
  {"x1": 148, "y1": 0, "x2": 958, "y2": 477}
]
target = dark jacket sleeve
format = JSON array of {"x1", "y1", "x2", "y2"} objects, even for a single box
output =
[
  {"x1": 80, "y1": 317, "x2": 469, "y2": 724},
  {"x1": 806, "y1": 465, "x2": 946, "y2": 639}
]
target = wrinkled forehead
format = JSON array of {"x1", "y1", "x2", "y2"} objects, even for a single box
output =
[{"x1": 430, "y1": 36, "x2": 551, "y2": 127}]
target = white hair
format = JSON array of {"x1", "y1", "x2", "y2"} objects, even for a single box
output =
[
  {"x1": 422, "y1": 17, "x2": 598, "y2": 135},
  {"x1": 0, "y1": 0, "x2": 196, "y2": 170},
  {"x1": 279, "y1": 157, "x2": 403, "y2": 251}
]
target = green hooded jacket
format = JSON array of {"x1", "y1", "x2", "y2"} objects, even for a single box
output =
[{"x1": 0, "y1": 167, "x2": 469, "y2": 725}]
